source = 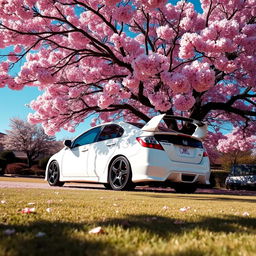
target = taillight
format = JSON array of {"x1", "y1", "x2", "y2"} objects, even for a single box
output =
[
  {"x1": 136, "y1": 136, "x2": 164, "y2": 150},
  {"x1": 203, "y1": 151, "x2": 208, "y2": 157}
]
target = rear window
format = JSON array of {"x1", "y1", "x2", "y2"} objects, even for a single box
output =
[
  {"x1": 127, "y1": 122, "x2": 144, "y2": 128},
  {"x1": 154, "y1": 134, "x2": 203, "y2": 148},
  {"x1": 127, "y1": 122, "x2": 178, "y2": 132}
]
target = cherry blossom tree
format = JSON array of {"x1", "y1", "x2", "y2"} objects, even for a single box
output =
[
  {"x1": 0, "y1": 0, "x2": 255, "y2": 155},
  {"x1": 3, "y1": 118, "x2": 55, "y2": 167}
]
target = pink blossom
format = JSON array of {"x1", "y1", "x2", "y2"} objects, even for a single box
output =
[
  {"x1": 104, "y1": 81, "x2": 120, "y2": 94},
  {"x1": 156, "y1": 25, "x2": 175, "y2": 41},
  {"x1": 113, "y1": 5, "x2": 133, "y2": 23},
  {"x1": 173, "y1": 94, "x2": 196, "y2": 111},
  {"x1": 98, "y1": 94, "x2": 114, "y2": 109},
  {"x1": 0, "y1": 0, "x2": 255, "y2": 152},
  {"x1": 132, "y1": 53, "x2": 168, "y2": 79}
]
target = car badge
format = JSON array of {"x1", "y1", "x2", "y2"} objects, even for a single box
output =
[{"x1": 182, "y1": 140, "x2": 188, "y2": 146}]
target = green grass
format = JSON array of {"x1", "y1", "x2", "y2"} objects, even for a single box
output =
[{"x1": 0, "y1": 188, "x2": 256, "y2": 256}]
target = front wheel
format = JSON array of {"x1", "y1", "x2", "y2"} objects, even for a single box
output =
[
  {"x1": 47, "y1": 161, "x2": 65, "y2": 187},
  {"x1": 173, "y1": 183, "x2": 197, "y2": 193},
  {"x1": 108, "y1": 156, "x2": 134, "y2": 191}
]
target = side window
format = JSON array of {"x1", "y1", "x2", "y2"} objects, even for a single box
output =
[
  {"x1": 72, "y1": 127, "x2": 101, "y2": 148},
  {"x1": 97, "y1": 125, "x2": 124, "y2": 142}
]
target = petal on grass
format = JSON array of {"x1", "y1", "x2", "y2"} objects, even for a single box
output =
[
  {"x1": 46, "y1": 208, "x2": 52, "y2": 213},
  {"x1": 27, "y1": 202, "x2": 35, "y2": 205},
  {"x1": 88, "y1": 226, "x2": 105, "y2": 234},
  {"x1": 1, "y1": 200, "x2": 6, "y2": 204},
  {"x1": 242, "y1": 212, "x2": 250, "y2": 216},
  {"x1": 35, "y1": 232, "x2": 46, "y2": 237},
  {"x1": 21, "y1": 207, "x2": 36, "y2": 214},
  {"x1": 174, "y1": 220, "x2": 185, "y2": 225},
  {"x1": 162, "y1": 206, "x2": 169, "y2": 210},
  {"x1": 3, "y1": 229, "x2": 15, "y2": 235},
  {"x1": 179, "y1": 207, "x2": 191, "y2": 212}
]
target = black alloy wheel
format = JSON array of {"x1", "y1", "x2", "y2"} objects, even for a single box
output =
[
  {"x1": 108, "y1": 156, "x2": 134, "y2": 190},
  {"x1": 47, "y1": 161, "x2": 65, "y2": 187}
]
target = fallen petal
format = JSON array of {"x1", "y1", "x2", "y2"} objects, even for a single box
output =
[
  {"x1": 27, "y1": 202, "x2": 35, "y2": 205},
  {"x1": 21, "y1": 207, "x2": 36, "y2": 214},
  {"x1": 242, "y1": 212, "x2": 250, "y2": 217},
  {"x1": 174, "y1": 220, "x2": 185, "y2": 225},
  {"x1": 88, "y1": 226, "x2": 104, "y2": 234},
  {"x1": 179, "y1": 207, "x2": 191, "y2": 212},
  {"x1": 3, "y1": 229, "x2": 15, "y2": 235},
  {"x1": 47, "y1": 200, "x2": 53, "y2": 204},
  {"x1": 1, "y1": 200, "x2": 6, "y2": 204},
  {"x1": 46, "y1": 208, "x2": 52, "y2": 213},
  {"x1": 162, "y1": 206, "x2": 169, "y2": 210},
  {"x1": 35, "y1": 232, "x2": 46, "y2": 237}
]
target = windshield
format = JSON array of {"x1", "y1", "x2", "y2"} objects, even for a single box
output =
[{"x1": 231, "y1": 164, "x2": 256, "y2": 176}]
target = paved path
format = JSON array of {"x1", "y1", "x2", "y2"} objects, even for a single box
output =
[{"x1": 0, "y1": 177, "x2": 256, "y2": 196}]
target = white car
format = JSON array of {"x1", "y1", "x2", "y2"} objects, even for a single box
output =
[{"x1": 46, "y1": 114, "x2": 210, "y2": 193}]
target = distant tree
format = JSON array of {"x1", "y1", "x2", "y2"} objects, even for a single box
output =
[
  {"x1": 218, "y1": 150, "x2": 256, "y2": 172},
  {"x1": 3, "y1": 118, "x2": 55, "y2": 167}
]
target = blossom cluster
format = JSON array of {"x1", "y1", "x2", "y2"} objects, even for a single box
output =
[{"x1": 0, "y1": 0, "x2": 255, "y2": 154}]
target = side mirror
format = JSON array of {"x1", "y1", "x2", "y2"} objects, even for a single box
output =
[{"x1": 63, "y1": 140, "x2": 72, "y2": 148}]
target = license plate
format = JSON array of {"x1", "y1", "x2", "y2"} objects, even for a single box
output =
[{"x1": 179, "y1": 147, "x2": 191, "y2": 156}]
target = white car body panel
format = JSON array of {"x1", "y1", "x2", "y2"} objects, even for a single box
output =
[
  {"x1": 61, "y1": 145, "x2": 89, "y2": 177},
  {"x1": 45, "y1": 115, "x2": 211, "y2": 187}
]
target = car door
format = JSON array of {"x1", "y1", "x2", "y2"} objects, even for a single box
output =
[
  {"x1": 61, "y1": 126, "x2": 102, "y2": 177},
  {"x1": 86, "y1": 124, "x2": 124, "y2": 179}
]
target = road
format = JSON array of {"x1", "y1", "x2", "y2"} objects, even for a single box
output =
[{"x1": 0, "y1": 176, "x2": 256, "y2": 196}]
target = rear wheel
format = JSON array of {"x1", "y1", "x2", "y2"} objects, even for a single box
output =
[
  {"x1": 47, "y1": 161, "x2": 65, "y2": 187},
  {"x1": 173, "y1": 183, "x2": 197, "y2": 193},
  {"x1": 103, "y1": 183, "x2": 111, "y2": 190},
  {"x1": 108, "y1": 156, "x2": 134, "y2": 191}
]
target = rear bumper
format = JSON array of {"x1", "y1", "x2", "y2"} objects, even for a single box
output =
[{"x1": 130, "y1": 148, "x2": 210, "y2": 185}]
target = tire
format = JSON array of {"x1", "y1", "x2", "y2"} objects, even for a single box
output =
[
  {"x1": 103, "y1": 183, "x2": 111, "y2": 190},
  {"x1": 47, "y1": 161, "x2": 65, "y2": 187},
  {"x1": 108, "y1": 156, "x2": 134, "y2": 191},
  {"x1": 173, "y1": 183, "x2": 197, "y2": 193}
]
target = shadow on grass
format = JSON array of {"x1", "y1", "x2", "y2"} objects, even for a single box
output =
[
  {"x1": 0, "y1": 221, "x2": 130, "y2": 256},
  {"x1": 130, "y1": 192, "x2": 256, "y2": 204},
  {"x1": 98, "y1": 214, "x2": 256, "y2": 237},
  {"x1": 0, "y1": 214, "x2": 255, "y2": 256}
]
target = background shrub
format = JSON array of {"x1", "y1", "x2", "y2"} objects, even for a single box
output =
[
  {"x1": 31, "y1": 165, "x2": 45, "y2": 177},
  {"x1": 5, "y1": 163, "x2": 33, "y2": 176},
  {"x1": 38, "y1": 157, "x2": 50, "y2": 170},
  {"x1": 0, "y1": 150, "x2": 16, "y2": 164},
  {"x1": 0, "y1": 157, "x2": 7, "y2": 175},
  {"x1": 210, "y1": 170, "x2": 230, "y2": 188}
]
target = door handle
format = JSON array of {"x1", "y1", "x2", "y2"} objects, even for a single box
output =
[{"x1": 106, "y1": 143, "x2": 116, "y2": 147}]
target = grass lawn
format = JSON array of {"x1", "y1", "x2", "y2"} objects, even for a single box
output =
[{"x1": 0, "y1": 188, "x2": 256, "y2": 256}]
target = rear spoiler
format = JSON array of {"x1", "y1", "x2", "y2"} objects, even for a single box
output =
[{"x1": 141, "y1": 114, "x2": 208, "y2": 139}]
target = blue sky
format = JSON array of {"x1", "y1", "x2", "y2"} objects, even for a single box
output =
[{"x1": 0, "y1": 0, "x2": 202, "y2": 140}]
